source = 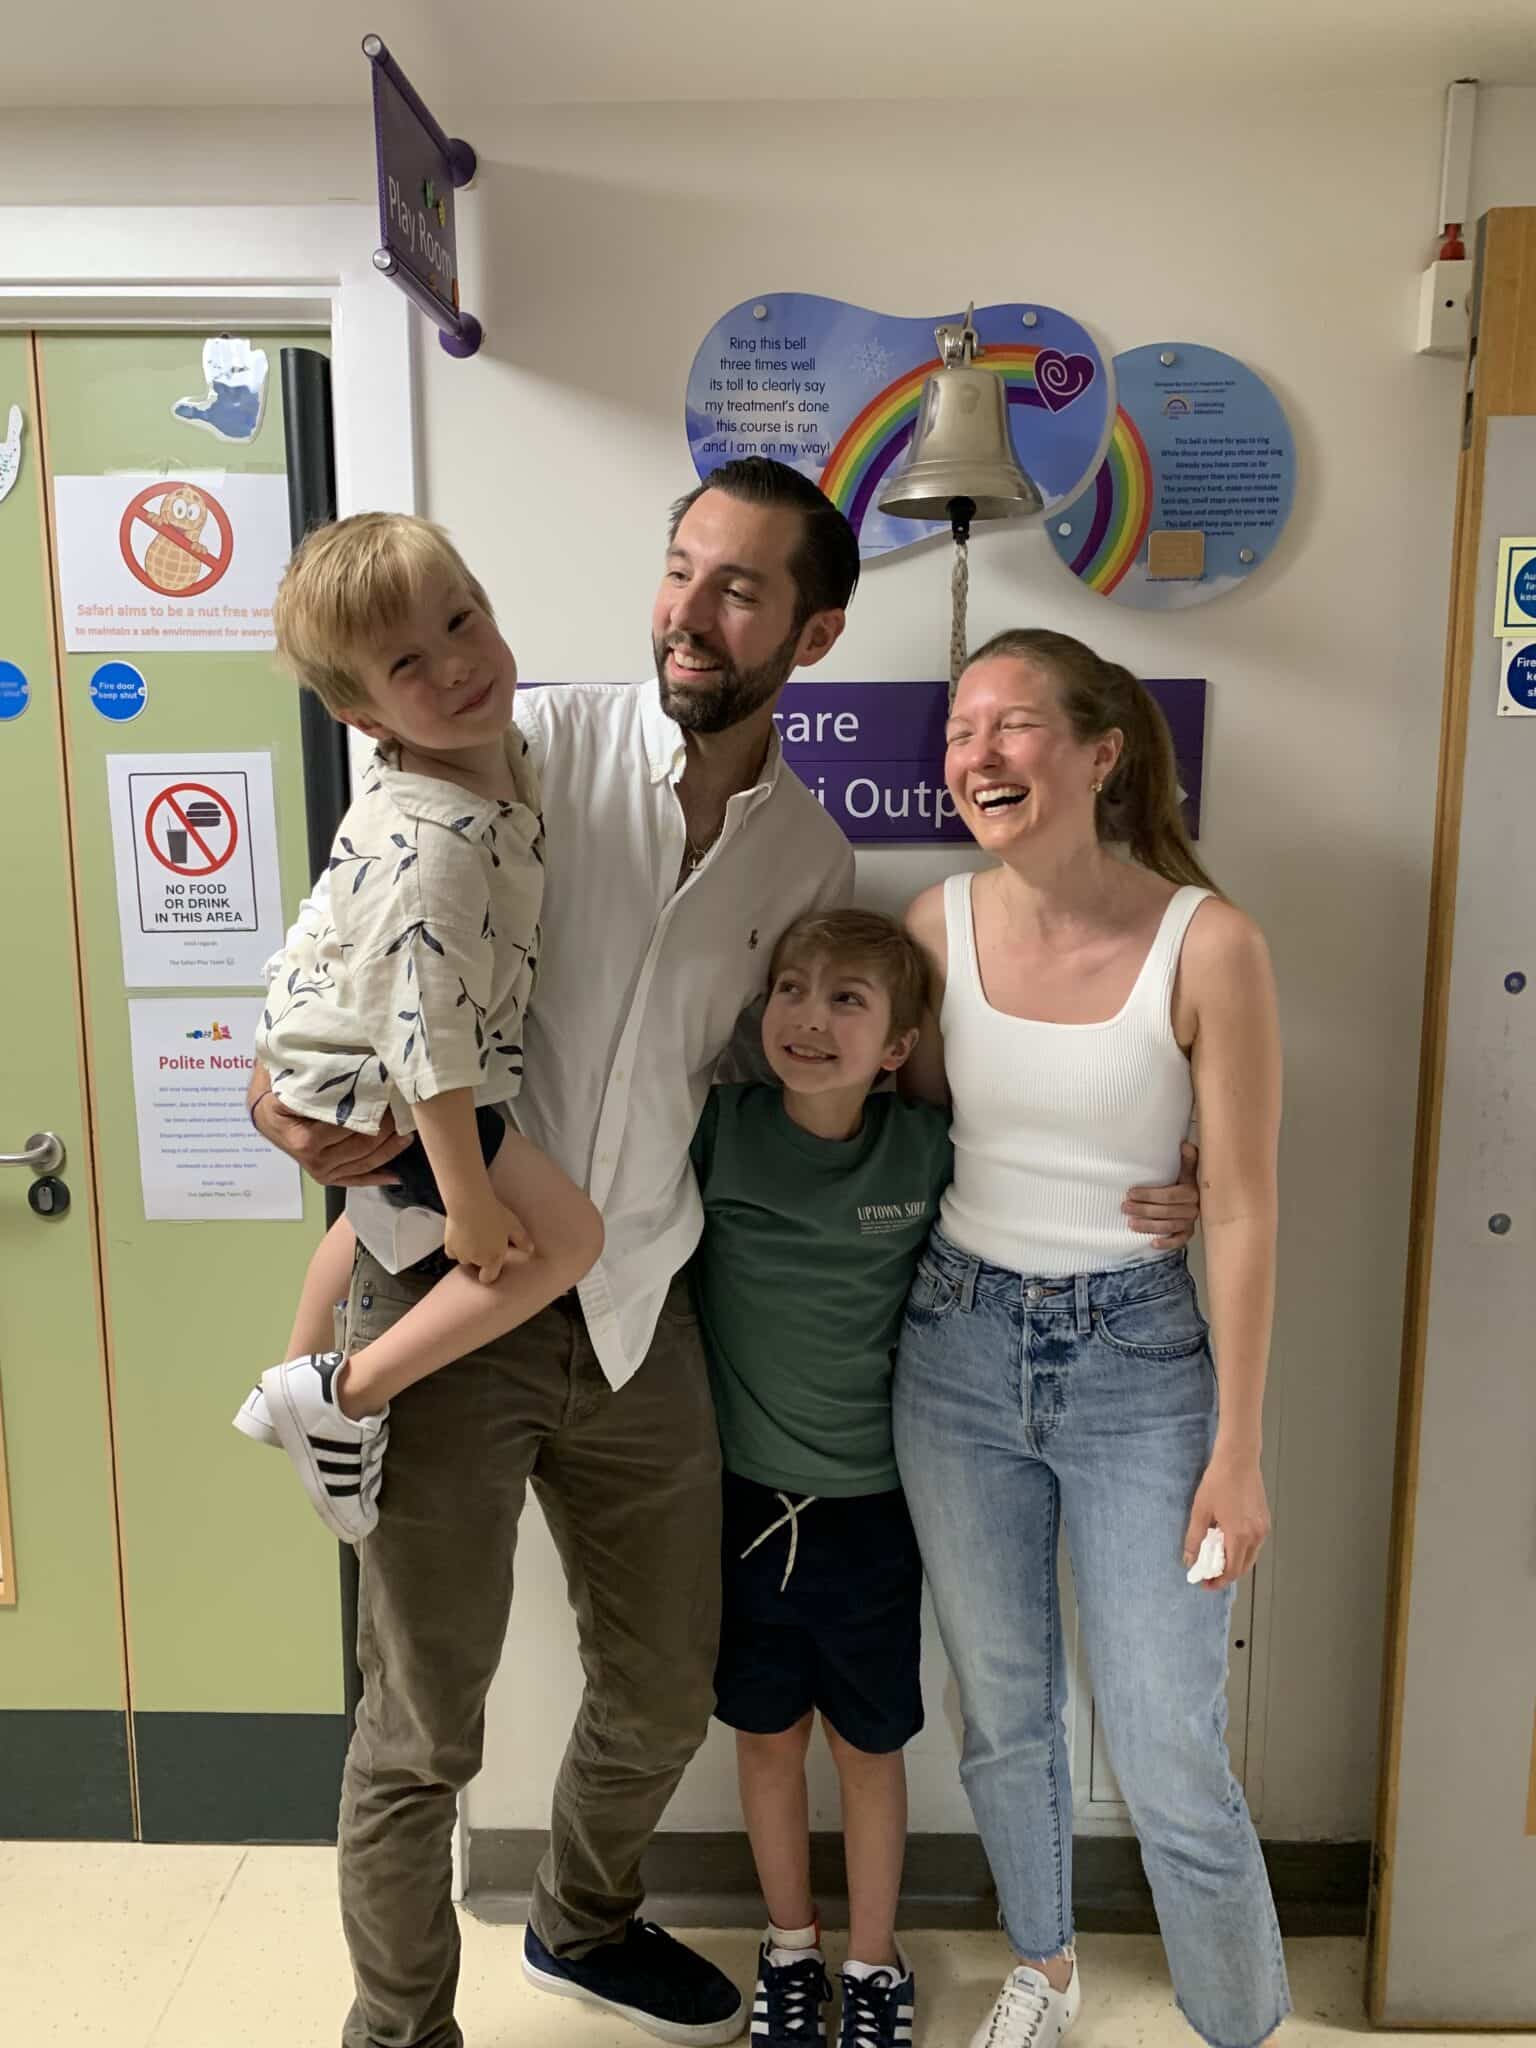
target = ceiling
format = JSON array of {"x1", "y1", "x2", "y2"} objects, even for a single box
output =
[{"x1": 4, "y1": 0, "x2": 1534, "y2": 109}]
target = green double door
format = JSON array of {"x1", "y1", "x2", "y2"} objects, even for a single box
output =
[{"x1": 0, "y1": 331, "x2": 344, "y2": 1839}]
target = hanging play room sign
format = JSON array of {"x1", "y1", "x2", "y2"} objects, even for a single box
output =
[{"x1": 364, "y1": 35, "x2": 482, "y2": 359}]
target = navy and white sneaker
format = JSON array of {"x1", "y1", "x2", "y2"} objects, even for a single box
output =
[
  {"x1": 260, "y1": 1353, "x2": 387, "y2": 1543},
  {"x1": 839, "y1": 1951, "x2": 915, "y2": 2048},
  {"x1": 523, "y1": 1919, "x2": 745, "y2": 2046},
  {"x1": 751, "y1": 1941, "x2": 833, "y2": 2044}
]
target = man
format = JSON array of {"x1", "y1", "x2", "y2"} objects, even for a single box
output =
[{"x1": 251, "y1": 459, "x2": 1199, "y2": 2048}]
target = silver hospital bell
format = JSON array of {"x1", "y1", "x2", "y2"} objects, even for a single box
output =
[{"x1": 878, "y1": 306, "x2": 1043, "y2": 525}]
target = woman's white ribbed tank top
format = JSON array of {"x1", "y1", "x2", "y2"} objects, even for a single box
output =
[{"x1": 937, "y1": 872, "x2": 1212, "y2": 1278}]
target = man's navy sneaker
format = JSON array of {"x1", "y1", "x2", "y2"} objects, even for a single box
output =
[{"x1": 523, "y1": 1919, "x2": 746, "y2": 2045}]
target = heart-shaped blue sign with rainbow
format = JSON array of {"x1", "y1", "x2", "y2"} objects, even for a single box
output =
[{"x1": 686, "y1": 295, "x2": 1113, "y2": 561}]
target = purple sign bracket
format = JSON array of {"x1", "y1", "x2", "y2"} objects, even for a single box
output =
[
  {"x1": 364, "y1": 35, "x2": 482, "y2": 359},
  {"x1": 772, "y1": 680, "x2": 1207, "y2": 846}
]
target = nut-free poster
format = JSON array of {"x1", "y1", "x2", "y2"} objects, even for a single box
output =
[
  {"x1": 53, "y1": 471, "x2": 291, "y2": 652},
  {"x1": 106, "y1": 751, "x2": 284, "y2": 987}
]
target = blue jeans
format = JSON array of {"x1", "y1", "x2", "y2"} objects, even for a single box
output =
[{"x1": 893, "y1": 1231, "x2": 1289, "y2": 2048}]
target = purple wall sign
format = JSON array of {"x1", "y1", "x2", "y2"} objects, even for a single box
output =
[
  {"x1": 773, "y1": 680, "x2": 1207, "y2": 846},
  {"x1": 364, "y1": 35, "x2": 482, "y2": 359}
]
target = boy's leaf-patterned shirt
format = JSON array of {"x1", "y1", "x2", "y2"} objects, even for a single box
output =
[{"x1": 256, "y1": 731, "x2": 543, "y2": 1133}]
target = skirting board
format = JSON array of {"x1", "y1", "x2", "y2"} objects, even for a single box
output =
[{"x1": 467, "y1": 1830, "x2": 1369, "y2": 1938}]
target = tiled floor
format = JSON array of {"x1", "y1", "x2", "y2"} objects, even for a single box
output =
[{"x1": 0, "y1": 1841, "x2": 1508, "y2": 2047}]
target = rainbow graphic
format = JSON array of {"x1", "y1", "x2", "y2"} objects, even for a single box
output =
[
  {"x1": 819, "y1": 346, "x2": 1053, "y2": 540},
  {"x1": 1063, "y1": 409, "x2": 1154, "y2": 594}
]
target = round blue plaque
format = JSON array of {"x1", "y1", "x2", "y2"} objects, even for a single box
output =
[
  {"x1": 89, "y1": 661, "x2": 147, "y2": 722},
  {"x1": 0, "y1": 660, "x2": 29, "y2": 722}
]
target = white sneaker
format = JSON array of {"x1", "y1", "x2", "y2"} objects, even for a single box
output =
[
  {"x1": 232, "y1": 1382, "x2": 280, "y2": 1447},
  {"x1": 261, "y1": 1354, "x2": 388, "y2": 1543},
  {"x1": 968, "y1": 1963, "x2": 1081, "y2": 2048}
]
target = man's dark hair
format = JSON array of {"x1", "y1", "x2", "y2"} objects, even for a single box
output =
[{"x1": 668, "y1": 458, "x2": 861, "y2": 627}]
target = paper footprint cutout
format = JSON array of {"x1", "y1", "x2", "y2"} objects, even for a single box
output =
[
  {"x1": 173, "y1": 336, "x2": 270, "y2": 444},
  {"x1": 0, "y1": 405, "x2": 23, "y2": 505}
]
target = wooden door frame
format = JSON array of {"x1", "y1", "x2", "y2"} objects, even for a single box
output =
[
  {"x1": 1366, "y1": 206, "x2": 1536, "y2": 2027},
  {"x1": 0, "y1": 205, "x2": 416, "y2": 525},
  {"x1": 0, "y1": 203, "x2": 429, "y2": 1846}
]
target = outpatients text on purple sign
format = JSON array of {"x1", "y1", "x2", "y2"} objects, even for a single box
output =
[{"x1": 773, "y1": 681, "x2": 1207, "y2": 846}]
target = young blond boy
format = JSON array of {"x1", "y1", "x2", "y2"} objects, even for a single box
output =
[{"x1": 235, "y1": 513, "x2": 602, "y2": 1536}]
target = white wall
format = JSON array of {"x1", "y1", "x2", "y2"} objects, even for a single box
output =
[
  {"x1": 1470, "y1": 85, "x2": 1536, "y2": 214},
  {"x1": 8, "y1": 85, "x2": 1535, "y2": 1844},
  {"x1": 428, "y1": 90, "x2": 1465, "y2": 1844}
]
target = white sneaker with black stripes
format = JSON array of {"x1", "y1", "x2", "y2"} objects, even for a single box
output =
[
  {"x1": 231, "y1": 1382, "x2": 279, "y2": 1447},
  {"x1": 260, "y1": 1354, "x2": 388, "y2": 1543}
]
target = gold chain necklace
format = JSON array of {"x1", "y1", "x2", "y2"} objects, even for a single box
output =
[{"x1": 683, "y1": 823, "x2": 723, "y2": 872}]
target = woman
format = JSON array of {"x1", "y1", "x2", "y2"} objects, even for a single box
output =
[{"x1": 896, "y1": 629, "x2": 1286, "y2": 2048}]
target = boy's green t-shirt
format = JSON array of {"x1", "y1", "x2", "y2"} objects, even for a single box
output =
[{"x1": 689, "y1": 1082, "x2": 954, "y2": 1498}]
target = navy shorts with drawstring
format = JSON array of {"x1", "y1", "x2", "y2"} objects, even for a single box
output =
[{"x1": 713, "y1": 1470, "x2": 925, "y2": 1755}]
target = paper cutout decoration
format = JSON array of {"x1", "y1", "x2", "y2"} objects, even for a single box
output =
[
  {"x1": 172, "y1": 337, "x2": 270, "y2": 444},
  {"x1": 1046, "y1": 343, "x2": 1295, "y2": 610},
  {"x1": 0, "y1": 405, "x2": 22, "y2": 505},
  {"x1": 687, "y1": 295, "x2": 1112, "y2": 561}
]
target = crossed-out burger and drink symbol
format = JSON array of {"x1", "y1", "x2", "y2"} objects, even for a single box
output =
[
  {"x1": 162, "y1": 797, "x2": 225, "y2": 867},
  {"x1": 145, "y1": 784, "x2": 239, "y2": 874}
]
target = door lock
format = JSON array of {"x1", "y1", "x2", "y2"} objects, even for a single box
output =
[
  {"x1": 1, "y1": 1132, "x2": 65, "y2": 1174},
  {"x1": 28, "y1": 1177, "x2": 70, "y2": 1219}
]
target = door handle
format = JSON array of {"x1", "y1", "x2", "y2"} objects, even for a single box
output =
[{"x1": 1, "y1": 1132, "x2": 65, "y2": 1174}]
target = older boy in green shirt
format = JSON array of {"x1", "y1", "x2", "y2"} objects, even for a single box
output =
[{"x1": 690, "y1": 909, "x2": 951, "y2": 2048}]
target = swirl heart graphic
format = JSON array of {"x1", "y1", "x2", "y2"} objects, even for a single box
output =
[{"x1": 1034, "y1": 349, "x2": 1096, "y2": 412}]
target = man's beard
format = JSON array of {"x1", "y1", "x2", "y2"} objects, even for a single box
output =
[{"x1": 653, "y1": 627, "x2": 801, "y2": 735}]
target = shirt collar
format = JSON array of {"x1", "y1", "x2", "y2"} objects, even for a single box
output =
[
  {"x1": 367, "y1": 730, "x2": 541, "y2": 838},
  {"x1": 639, "y1": 678, "x2": 784, "y2": 800}
]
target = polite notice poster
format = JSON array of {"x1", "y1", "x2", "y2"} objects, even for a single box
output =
[
  {"x1": 128, "y1": 997, "x2": 302, "y2": 1221},
  {"x1": 53, "y1": 472, "x2": 291, "y2": 652},
  {"x1": 105, "y1": 751, "x2": 284, "y2": 987}
]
